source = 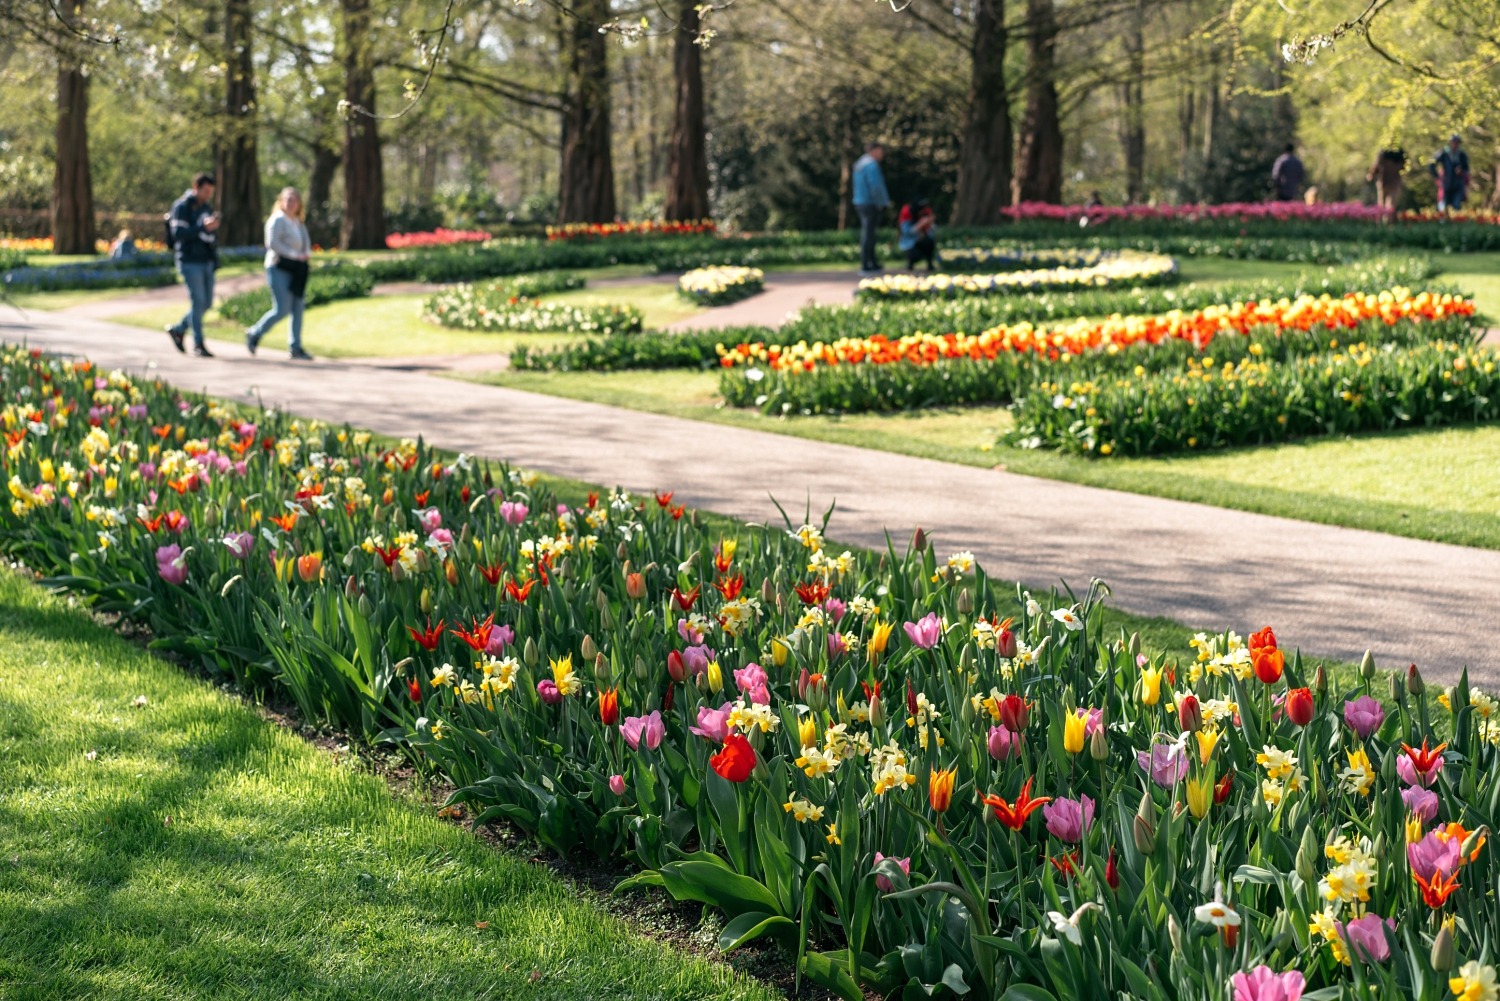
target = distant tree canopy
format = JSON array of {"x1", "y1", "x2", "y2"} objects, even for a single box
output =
[{"x1": 1, "y1": 0, "x2": 1497, "y2": 250}]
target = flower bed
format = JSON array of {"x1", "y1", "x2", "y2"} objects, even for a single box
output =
[
  {"x1": 1, "y1": 245, "x2": 266, "y2": 292},
  {"x1": 678, "y1": 266, "x2": 765, "y2": 306},
  {"x1": 1009, "y1": 338, "x2": 1500, "y2": 456},
  {"x1": 422, "y1": 281, "x2": 642, "y2": 335},
  {"x1": 385, "y1": 228, "x2": 492, "y2": 249},
  {"x1": 218, "y1": 267, "x2": 377, "y2": 326},
  {"x1": 856, "y1": 251, "x2": 1178, "y2": 300},
  {"x1": 715, "y1": 291, "x2": 1477, "y2": 415},
  {"x1": 3, "y1": 344, "x2": 1498, "y2": 1000},
  {"x1": 938, "y1": 246, "x2": 1104, "y2": 272},
  {"x1": 546, "y1": 220, "x2": 716, "y2": 241}
]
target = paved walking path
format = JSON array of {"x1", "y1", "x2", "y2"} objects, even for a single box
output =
[
  {"x1": 5, "y1": 306, "x2": 1498, "y2": 684},
  {"x1": 668, "y1": 272, "x2": 862, "y2": 330}
]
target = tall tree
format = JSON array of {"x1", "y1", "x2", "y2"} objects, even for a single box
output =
[
  {"x1": 217, "y1": 0, "x2": 262, "y2": 247},
  {"x1": 557, "y1": 0, "x2": 616, "y2": 222},
  {"x1": 52, "y1": 0, "x2": 95, "y2": 254},
  {"x1": 340, "y1": 0, "x2": 386, "y2": 249},
  {"x1": 1013, "y1": 0, "x2": 1063, "y2": 203},
  {"x1": 951, "y1": 0, "x2": 1010, "y2": 225},
  {"x1": 1118, "y1": 0, "x2": 1146, "y2": 203},
  {"x1": 663, "y1": 0, "x2": 709, "y2": 221}
]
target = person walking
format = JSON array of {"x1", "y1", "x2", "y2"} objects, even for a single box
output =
[
  {"x1": 107, "y1": 229, "x2": 137, "y2": 261},
  {"x1": 245, "y1": 187, "x2": 314, "y2": 361},
  {"x1": 1367, "y1": 149, "x2": 1406, "y2": 218},
  {"x1": 1270, "y1": 143, "x2": 1305, "y2": 201},
  {"x1": 165, "y1": 172, "x2": 220, "y2": 357},
  {"x1": 851, "y1": 142, "x2": 890, "y2": 276},
  {"x1": 897, "y1": 200, "x2": 938, "y2": 271},
  {"x1": 1431, "y1": 135, "x2": 1470, "y2": 212}
]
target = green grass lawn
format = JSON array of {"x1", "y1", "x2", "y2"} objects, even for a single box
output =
[
  {"x1": 1434, "y1": 251, "x2": 1500, "y2": 319},
  {"x1": 0, "y1": 570, "x2": 780, "y2": 1001},
  {"x1": 470, "y1": 366, "x2": 1500, "y2": 550},
  {"x1": 2, "y1": 287, "x2": 146, "y2": 311}
]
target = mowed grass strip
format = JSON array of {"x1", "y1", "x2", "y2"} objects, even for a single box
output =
[{"x1": 0, "y1": 571, "x2": 778, "y2": 1001}]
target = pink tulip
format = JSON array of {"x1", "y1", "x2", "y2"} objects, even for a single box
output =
[
  {"x1": 903, "y1": 612, "x2": 942, "y2": 650},
  {"x1": 484, "y1": 625, "x2": 515, "y2": 656},
  {"x1": 498, "y1": 501, "x2": 528, "y2": 526},
  {"x1": 1230, "y1": 966, "x2": 1305, "y2": 1001},
  {"x1": 609, "y1": 774, "x2": 626, "y2": 796},
  {"x1": 1042, "y1": 795, "x2": 1095, "y2": 844},
  {"x1": 427, "y1": 528, "x2": 454, "y2": 553},
  {"x1": 1343, "y1": 696, "x2": 1386, "y2": 740},
  {"x1": 1341, "y1": 914, "x2": 1394, "y2": 963},
  {"x1": 822, "y1": 597, "x2": 846, "y2": 622},
  {"x1": 826, "y1": 633, "x2": 848, "y2": 658},
  {"x1": 1407, "y1": 830, "x2": 1463, "y2": 883},
  {"x1": 681, "y1": 644, "x2": 713, "y2": 677},
  {"x1": 690, "y1": 703, "x2": 735, "y2": 743},
  {"x1": 417, "y1": 507, "x2": 442, "y2": 533},
  {"x1": 155, "y1": 544, "x2": 188, "y2": 586},
  {"x1": 988, "y1": 725, "x2": 1022, "y2": 761},
  {"x1": 621, "y1": 710, "x2": 665, "y2": 751},
  {"x1": 1397, "y1": 753, "x2": 1443, "y2": 788},
  {"x1": 676, "y1": 618, "x2": 704, "y2": 645},
  {"x1": 536, "y1": 679, "x2": 562, "y2": 704},
  {"x1": 872, "y1": 852, "x2": 911, "y2": 893}
]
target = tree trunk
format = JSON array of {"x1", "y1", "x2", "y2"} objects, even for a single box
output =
[
  {"x1": 1176, "y1": 83, "x2": 1196, "y2": 198},
  {"x1": 1013, "y1": 0, "x2": 1062, "y2": 204},
  {"x1": 340, "y1": 0, "x2": 386, "y2": 249},
  {"x1": 663, "y1": 0, "x2": 710, "y2": 221},
  {"x1": 51, "y1": 0, "x2": 95, "y2": 255},
  {"x1": 1118, "y1": 0, "x2": 1146, "y2": 204},
  {"x1": 306, "y1": 141, "x2": 340, "y2": 246},
  {"x1": 216, "y1": 0, "x2": 262, "y2": 249},
  {"x1": 951, "y1": 0, "x2": 1011, "y2": 225},
  {"x1": 557, "y1": 0, "x2": 616, "y2": 223}
]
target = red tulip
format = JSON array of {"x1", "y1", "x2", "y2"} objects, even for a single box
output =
[
  {"x1": 1252, "y1": 647, "x2": 1284, "y2": 684},
  {"x1": 1105, "y1": 846, "x2": 1120, "y2": 890},
  {"x1": 999, "y1": 694, "x2": 1029, "y2": 733},
  {"x1": 407, "y1": 619, "x2": 445, "y2": 652},
  {"x1": 599, "y1": 688, "x2": 620, "y2": 727},
  {"x1": 710, "y1": 733, "x2": 756, "y2": 783},
  {"x1": 1214, "y1": 771, "x2": 1234, "y2": 804},
  {"x1": 979, "y1": 777, "x2": 1051, "y2": 830},
  {"x1": 995, "y1": 617, "x2": 1017, "y2": 659},
  {"x1": 407, "y1": 679, "x2": 422, "y2": 702},
  {"x1": 1248, "y1": 626, "x2": 1277, "y2": 652},
  {"x1": 1178, "y1": 693, "x2": 1203, "y2": 733},
  {"x1": 666, "y1": 651, "x2": 686, "y2": 683},
  {"x1": 1285, "y1": 687, "x2": 1315, "y2": 727}
]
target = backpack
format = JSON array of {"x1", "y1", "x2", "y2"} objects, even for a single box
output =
[{"x1": 163, "y1": 210, "x2": 176, "y2": 251}]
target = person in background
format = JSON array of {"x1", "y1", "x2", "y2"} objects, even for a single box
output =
[
  {"x1": 107, "y1": 229, "x2": 137, "y2": 261},
  {"x1": 1270, "y1": 143, "x2": 1305, "y2": 201},
  {"x1": 245, "y1": 187, "x2": 314, "y2": 361},
  {"x1": 851, "y1": 142, "x2": 890, "y2": 276},
  {"x1": 1085, "y1": 191, "x2": 1104, "y2": 208},
  {"x1": 165, "y1": 172, "x2": 220, "y2": 357},
  {"x1": 1431, "y1": 135, "x2": 1470, "y2": 212},
  {"x1": 1367, "y1": 148, "x2": 1406, "y2": 218},
  {"x1": 898, "y1": 199, "x2": 938, "y2": 271}
]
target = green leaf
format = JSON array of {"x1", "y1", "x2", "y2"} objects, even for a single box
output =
[
  {"x1": 657, "y1": 859, "x2": 782, "y2": 918},
  {"x1": 1001, "y1": 986, "x2": 1061, "y2": 1001},
  {"x1": 800, "y1": 950, "x2": 863, "y2": 1001},
  {"x1": 716, "y1": 910, "x2": 796, "y2": 952}
]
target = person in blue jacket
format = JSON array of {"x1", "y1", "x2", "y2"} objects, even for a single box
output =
[
  {"x1": 851, "y1": 142, "x2": 890, "y2": 275},
  {"x1": 165, "y1": 172, "x2": 221, "y2": 357}
]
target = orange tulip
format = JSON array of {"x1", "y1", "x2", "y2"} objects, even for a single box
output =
[{"x1": 929, "y1": 767, "x2": 957, "y2": 813}]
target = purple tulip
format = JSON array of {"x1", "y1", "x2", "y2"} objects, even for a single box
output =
[
  {"x1": 903, "y1": 612, "x2": 942, "y2": 650},
  {"x1": 872, "y1": 852, "x2": 910, "y2": 893},
  {"x1": 1341, "y1": 914, "x2": 1394, "y2": 963},
  {"x1": 822, "y1": 597, "x2": 846, "y2": 622},
  {"x1": 1408, "y1": 830, "x2": 1463, "y2": 883},
  {"x1": 536, "y1": 679, "x2": 562, "y2": 704},
  {"x1": 1042, "y1": 795, "x2": 1095, "y2": 844},
  {"x1": 690, "y1": 702, "x2": 735, "y2": 743},
  {"x1": 138, "y1": 461, "x2": 158, "y2": 481},
  {"x1": 1343, "y1": 696, "x2": 1386, "y2": 740},
  {"x1": 155, "y1": 544, "x2": 187, "y2": 586},
  {"x1": 681, "y1": 644, "x2": 714, "y2": 677},
  {"x1": 222, "y1": 532, "x2": 255, "y2": 559},
  {"x1": 126, "y1": 404, "x2": 148, "y2": 421},
  {"x1": 988, "y1": 725, "x2": 1022, "y2": 761},
  {"x1": 1401, "y1": 786, "x2": 1439, "y2": 824},
  {"x1": 621, "y1": 710, "x2": 665, "y2": 751},
  {"x1": 1136, "y1": 742, "x2": 1189, "y2": 787},
  {"x1": 827, "y1": 632, "x2": 848, "y2": 658}
]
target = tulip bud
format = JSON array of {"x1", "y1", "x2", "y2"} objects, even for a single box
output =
[
  {"x1": 581, "y1": 634, "x2": 598, "y2": 661},
  {"x1": 616, "y1": 541, "x2": 628, "y2": 561},
  {"x1": 707, "y1": 660, "x2": 723, "y2": 694},
  {"x1": 1128, "y1": 632, "x2": 1141, "y2": 658},
  {"x1": 760, "y1": 577, "x2": 775, "y2": 605},
  {"x1": 594, "y1": 652, "x2": 609, "y2": 683},
  {"x1": 1372, "y1": 832, "x2": 1387, "y2": 861},
  {"x1": 1408, "y1": 663, "x2": 1425, "y2": 696},
  {"x1": 996, "y1": 625, "x2": 1017, "y2": 660},
  {"x1": 836, "y1": 691, "x2": 850, "y2": 725},
  {"x1": 344, "y1": 574, "x2": 361, "y2": 600},
  {"x1": 960, "y1": 694, "x2": 976, "y2": 726},
  {"x1": 956, "y1": 588, "x2": 973, "y2": 615},
  {"x1": 666, "y1": 650, "x2": 685, "y2": 683},
  {"x1": 594, "y1": 588, "x2": 609, "y2": 614},
  {"x1": 390, "y1": 560, "x2": 406, "y2": 584},
  {"x1": 1381, "y1": 745, "x2": 1398, "y2": 783},
  {"x1": 1167, "y1": 914, "x2": 1183, "y2": 955},
  {"x1": 911, "y1": 526, "x2": 926, "y2": 553},
  {"x1": 1360, "y1": 650, "x2": 1376, "y2": 681},
  {"x1": 958, "y1": 645, "x2": 975, "y2": 674},
  {"x1": 806, "y1": 675, "x2": 829, "y2": 713},
  {"x1": 1133, "y1": 814, "x2": 1156, "y2": 856},
  {"x1": 999, "y1": 694, "x2": 1028, "y2": 733},
  {"x1": 419, "y1": 587, "x2": 432, "y2": 615},
  {"x1": 869, "y1": 692, "x2": 886, "y2": 729},
  {"x1": 523, "y1": 636, "x2": 539, "y2": 669},
  {"x1": 559, "y1": 557, "x2": 574, "y2": 581},
  {"x1": 1390, "y1": 672, "x2": 1406, "y2": 705},
  {"x1": 1090, "y1": 727, "x2": 1109, "y2": 761},
  {"x1": 1296, "y1": 825, "x2": 1319, "y2": 883},
  {"x1": 1178, "y1": 693, "x2": 1202, "y2": 733},
  {"x1": 625, "y1": 572, "x2": 646, "y2": 601},
  {"x1": 413, "y1": 549, "x2": 431, "y2": 574},
  {"x1": 1431, "y1": 924, "x2": 1456, "y2": 972},
  {"x1": 1462, "y1": 825, "x2": 1488, "y2": 859},
  {"x1": 357, "y1": 593, "x2": 374, "y2": 618},
  {"x1": 444, "y1": 559, "x2": 459, "y2": 587},
  {"x1": 634, "y1": 655, "x2": 648, "y2": 681}
]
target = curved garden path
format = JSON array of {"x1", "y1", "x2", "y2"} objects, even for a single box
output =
[{"x1": 5, "y1": 304, "x2": 1500, "y2": 685}]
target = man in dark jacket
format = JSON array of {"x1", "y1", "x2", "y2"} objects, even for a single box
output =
[
  {"x1": 1270, "y1": 144, "x2": 1305, "y2": 201},
  {"x1": 1432, "y1": 135, "x2": 1470, "y2": 212},
  {"x1": 165, "y1": 172, "x2": 221, "y2": 357}
]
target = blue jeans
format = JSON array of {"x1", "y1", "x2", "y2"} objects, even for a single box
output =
[
  {"x1": 856, "y1": 204, "x2": 882, "y2": 271},
  {"x1": 174, "y1": 262, "x2": 215, "y2": 348},
  {"x1": 247, "y1": 266, "x2": 305, "y2": 353}
]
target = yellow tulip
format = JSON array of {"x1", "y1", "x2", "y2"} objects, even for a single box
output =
[
  {"x1": 868, "y1": 621, "x2": 894, "y2": 656},
  {"x1": 707, "y1": 660, "x2": 724, "y2": 694},
  {"x1": 1140, "y1": 665, "x2": 1163, "y2": 706},
  {"x1": 1063, "y1": 709, "x2": 1088, "y2": 755},
  {"x1": 771, "y1": 637, "x2": 790, "y2": 668},
  {"x1": 1195, "y1": 729, "x2": 1220, "y2": 766},
  {"x1": 798, "y1": 715, "x2": 818, "y2": 749},
  {"x1": 1185, "y1": 774, "x2": 1211, "y2": 820}
]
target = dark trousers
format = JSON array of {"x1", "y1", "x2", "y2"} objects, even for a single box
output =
[
  {"x1": 905, "y1": 236, "x2": 937, "y2": 270},
  {"x1": 857, "y1": 205, "x2": 881, "y2": 271}
]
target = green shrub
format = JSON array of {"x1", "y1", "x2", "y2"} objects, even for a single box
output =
[{"x1": 218, "y1": 267, "x2": 376, "y2": 326}]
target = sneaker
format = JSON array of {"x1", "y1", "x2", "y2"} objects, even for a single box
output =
[
  {"x1": 165, "y1": 325, "x2": 185, "y2": 353},
  {"x1": 289, "y1": 348, "x2": 314, "y2": 361},
  {"x1": 193, "y1": 344, "x2": 215, "y2": 358},
  {"x1": 244, "y1": 330, "x2": 258, "y2": 356}
]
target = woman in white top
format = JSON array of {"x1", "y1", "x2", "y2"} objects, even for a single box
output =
[{"x1": 245, "y1": 187, "x2": 314, "y2": 360}]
